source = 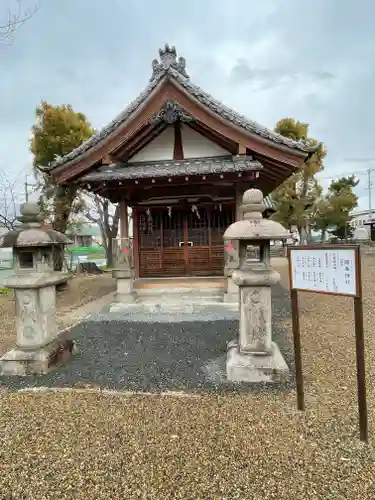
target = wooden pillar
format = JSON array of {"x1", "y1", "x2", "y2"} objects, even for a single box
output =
[
  {"x1": 230, "y1": 184, "x2": 243, "y2": 276},
  {"x1": 235, "y1": 184, "x2": 243, "y2": 221},
  {"x1": 119, "y1": 199, "x2": 129, "y2": 239},
  {"x1": 133, "y1": 208, "x2": 140, "y2": 278},
  {"x1": 173, "y1": 120, "x2": 184, "y2": 160}
]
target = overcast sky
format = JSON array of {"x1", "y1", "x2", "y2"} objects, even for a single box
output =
[{"x1": 1, "y1": 0, "x2": 374, "y2": 210}]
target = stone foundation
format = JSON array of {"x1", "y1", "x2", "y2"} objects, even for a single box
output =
[
  {"x1": 0, "y1": 334, "x2": 76, "y2": 376},
  {"x1": 112, "y1": 269, "x2": 135, "y2": 303},
  {"x1": 226, "y1": 340, "x2": 289, "y2": 383}
]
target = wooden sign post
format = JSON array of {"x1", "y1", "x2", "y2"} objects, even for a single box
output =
[{"x1": 287, "y1": 244, "x2": 368, "y2": 443}]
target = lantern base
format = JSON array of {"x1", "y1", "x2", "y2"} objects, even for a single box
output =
[
  {"x1": 0, "y1": 335, "x2": 76, "y2": 376},
  {"x1": 112, "y1": 271, "x2": 136, "y2": 304},
  {"x1": 226, "y1": 340, "x2": 289, "y2": 383}
]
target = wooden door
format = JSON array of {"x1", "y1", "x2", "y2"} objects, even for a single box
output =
[
  {"x1": 138, "y1": 209, "x2": 186, "y2": 277},
  {"x1": 186, "y1": 209, "x2": 210, "y2": 275},
  {"x1": 138, "y1": 206, "x2": 235, "y2": 277},
  {"x1": 186, "y1": 205, "x2": 235, "y2": 276},
  {"x1": 162, "y1": 211, "x2": 186, "y2": 275}
]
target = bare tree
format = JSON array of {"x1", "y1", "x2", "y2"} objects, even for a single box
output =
[
  {"x1": 0, "y1": 168, "x2": 18, "y2": 230},
  {"x1": 1, "y1": 0, "x2": 39, "y2": 44},
  {"x1": 84, "y1": 193, "x2": 120, "y2": 268}
]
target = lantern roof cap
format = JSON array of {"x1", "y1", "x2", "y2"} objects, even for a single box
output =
[
  {"x1": 223, "y1": 189, "x2": 288, "y2": 241},
  {"x1": 0, "y1": 202, "x2": 72, "y2": 248}
]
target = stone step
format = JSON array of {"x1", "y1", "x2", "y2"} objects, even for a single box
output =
[
  {"x1": 134, "y1": 287, "x2": 224, "y2": 304},
  {"x1": 135, "y1": 286, "x2": 224, "y2": 296},
  {"x1": 108, "y1": 301, "x2": 239, "y2": 314}
]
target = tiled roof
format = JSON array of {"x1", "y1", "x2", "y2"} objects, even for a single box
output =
[
  {"x1": 50, "y1": 45, "x2": 319, "y2": 170},
  {"x1": 80, "y1": 156, "x2": 262, "y2": 182}
]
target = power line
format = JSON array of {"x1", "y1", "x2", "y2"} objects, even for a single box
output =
[
  {"x1": 317, "y1": 168, "x2": 374, "y2": 181},
  {"x1": 368, "y1": 169, "x2": 372, "y2": 216}
]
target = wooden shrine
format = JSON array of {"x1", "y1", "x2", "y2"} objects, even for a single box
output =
[{"x1": 47, "y1": 44, "x2": 318, "y2": 278}]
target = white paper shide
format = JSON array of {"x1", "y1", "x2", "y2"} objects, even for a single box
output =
[{"x1": 289, "y1": 248, "x2": 357, "y2": 296}]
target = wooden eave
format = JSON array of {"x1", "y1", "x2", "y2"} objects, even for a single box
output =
[{"x1": 50, "y1": 76, "x2": 310, "y2": 186}]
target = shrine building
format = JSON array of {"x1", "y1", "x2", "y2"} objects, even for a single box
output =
[{"x1": 48, "y1": 45, "x2": 317, "y2": 278}]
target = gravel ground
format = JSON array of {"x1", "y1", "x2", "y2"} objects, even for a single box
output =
[
  {"x1": 0, "y1": 274, "x2": 115, "y2": 356},
  {"x1": 0, "y1": 281, "x2": 293, "y2": 394},
  {"x1": 1, "y1": 257, "x2": 375, "y2": 498}
]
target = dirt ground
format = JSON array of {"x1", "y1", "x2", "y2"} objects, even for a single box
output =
[
  {"x1": 0, "y1": 273, "x2": 115, "y2": 356},
  {"x1": 1, "y1": 257, "x2": 375, "y2": 498}
]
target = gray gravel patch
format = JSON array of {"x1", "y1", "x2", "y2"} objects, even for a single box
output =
[{"x1": 0, "y1": 284, "x2": 295, "y2": 394}]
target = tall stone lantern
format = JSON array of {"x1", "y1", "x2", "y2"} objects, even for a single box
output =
[
  {"x1": 0, "y1": 202, "x2": 74, "y2": 376},
  {"x1": 223, "y1": 189, "x2": 289, "y2": 382}
]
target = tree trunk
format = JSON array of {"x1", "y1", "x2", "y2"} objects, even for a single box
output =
[
  {"x1": 105, "y1": 237, "x2": 114, "y2": 268},
  {"x1": 104, "y1": 229, "x2": 118, "y2": 268},
  {"x1": 298, "y1": 227, "x2": 304, "y2": 244},
  {"x1": 52, "y1": 185, "x2": 77, "y2": 271},
  {"x1": 53, "y1": 246, "x2": 64, "y2": 272}
]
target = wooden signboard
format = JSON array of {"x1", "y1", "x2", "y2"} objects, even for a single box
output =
[{"x1": 287, "y1": 245, "x2": 368, "y2": 443}]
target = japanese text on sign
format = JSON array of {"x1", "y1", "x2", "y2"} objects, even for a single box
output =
[{"x1": 289, "y1": 248, "x2": 357, "y2": 296}]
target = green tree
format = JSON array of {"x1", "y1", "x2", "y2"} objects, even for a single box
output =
[
  {"x1": 30, "y1": 101, "x2": 94, "y2": 269},
  {"x1": 312, "y1": 175, "x2": 358, "y2": 240},
  {"x1": 330, "y1": 222, "x2": 354, "y2": 240},
  {"x1": 271, "y1": 118, "x2": 326, "y2": 242},
  {"x1": 310, "y1": 196, "x2": 332, "y2": 241}
]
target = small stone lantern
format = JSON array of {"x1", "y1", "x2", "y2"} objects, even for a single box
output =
[
  {"x1": 0, "y1": 202, "x2": 74, "y2": 376},
  {"x1": 223, "y1": 189, "x2": 289, "y2": 383}
]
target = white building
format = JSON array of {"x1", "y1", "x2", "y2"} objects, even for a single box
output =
[
  {"x1": 350, "y1": 209, "x2": 375, "y2": 240},
  {"x1": 350, "y1": 209, "x2": 375, "y2": 229}
]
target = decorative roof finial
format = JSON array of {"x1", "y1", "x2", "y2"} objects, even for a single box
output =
[{"x1": 150, "y1": 44, "x2": 189, "y2": 81}]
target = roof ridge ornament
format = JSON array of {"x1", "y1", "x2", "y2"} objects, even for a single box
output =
[
  {"x1": 149, "y1": 100, "x2": 194, "y2": 125},
  {"x1": 151, "y1": 44, "x2": 189, "y2": 81}
]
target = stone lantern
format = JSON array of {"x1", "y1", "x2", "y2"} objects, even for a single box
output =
[
  {"x1": 223, "y1": 189, "x2": 289, "y2": 382},
  {"x1": 0, "y1": 202, "x2": 74, "y2": 376}
]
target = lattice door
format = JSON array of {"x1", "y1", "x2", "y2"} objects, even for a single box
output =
[
  {"x1": 187, "y1": 208, "x2": 210, "y2": 275},
  {"x1": 139, "y1": 211, "x2": 163, "y2": 276},
  {"x1": 162, "y1": 210, "x2": 185, "y2": 275},
  {"x1": 210, "y1": 206, "x2": 235, "y2": 274}
]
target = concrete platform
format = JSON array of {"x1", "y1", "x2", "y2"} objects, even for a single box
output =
[{"x1": 113, "y1": 276, "x2": 231, "y2": 309}]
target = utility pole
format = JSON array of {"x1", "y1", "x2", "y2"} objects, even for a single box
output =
[
  {"x1": 24, "y1": 174, "x2": 34, "y2": 202},
  {"x1": 368, "y1": 168, "x2": 372, "y2": 219}
]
